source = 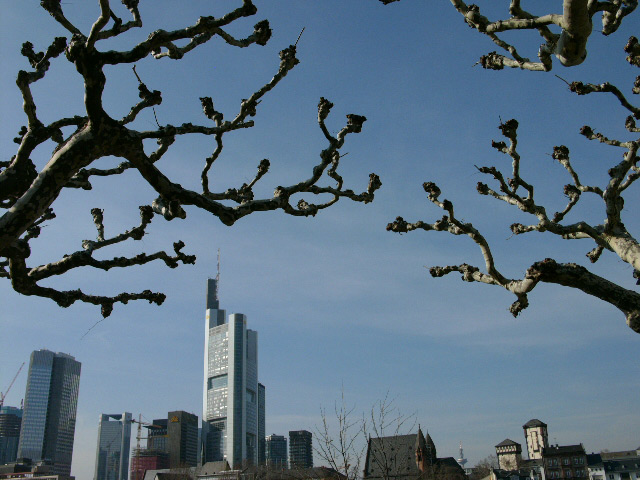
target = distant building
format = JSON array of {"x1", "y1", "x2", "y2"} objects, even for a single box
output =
[
  {"x1": 258, "y1": 384, "x2": 265, "y2": 465},
  {"x1": 600, "y1": 449, "x2": 640, "y2": 461},
  {"x1": 496, "y1": 439, "x2": 523, "y2": 471},
  {"x1": 543, "y1": 444, "x2": 588, "y2": 480},
  {"x1": 130, "y1": 449, "x2": 170, "y2": 480},
  {"x1": 363, "y1": 427, "x2": 466, "y2": 480},
  {"x1": 17, "y1": 350, "x2": 81, "y2": 477},
  {"x1": 168, "y1": 411, "x2": 198, "y2": 468},
  {"x1": 289, "y1": 431, "x2": 313, "y2": 469},
  {"x1": 0, "y1": 457, "x2": 75, "y2": 479},
  {"x1": 265, "y1": 434, "x2": 287, "y2": 468},
  {"x1": 587, "y1": 450, "x2": 640, "y2": 480},
  {"x1": 0, "y1": 406, "x2": 23, "y2": 465},
  {"x1": 202, "y1": 278, "x2": 265, "y2": 467},
  {"x1": 147, "y1": 420, "x2": 169, "y2": 453},
  {"x1": 93, "y1": 412, "x2": 132, "y2": 480},
  {"x1": 523, "y1": 419, "x2": 549, "y2": 461}
]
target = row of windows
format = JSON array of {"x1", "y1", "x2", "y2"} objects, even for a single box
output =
[
  {"x1": 547, "y1": 457, "x2": 585, "y2": 466},
  {"x1": 547, "y1": 468, "x2": 585, "y2": 478}
]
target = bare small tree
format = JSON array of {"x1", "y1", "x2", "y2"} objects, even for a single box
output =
[
  {"x1": 315, "y1": 393, "x2": 416, "y2": 480},
  {"x1": 363, "y1": 400, "x2": 416, "y2": 480},
  {"x1": 469, "y1": 455, "x2": 498, "y2": 480},
  {"x1": 315, "y1": 390, "x2": 366, "y2": 480},
  {"x1": 383, "y1": 0, "x2": 640, "y2": 333},
  {"x1": 0, "y1": 1, "x2": 381, "y2": 317}
]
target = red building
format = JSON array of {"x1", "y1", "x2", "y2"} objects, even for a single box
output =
[{"x1": 130, "y1": 449, "x2": 169, "y2": 480}]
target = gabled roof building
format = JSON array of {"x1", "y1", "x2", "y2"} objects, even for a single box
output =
[{"x1": 363, "y1": 427, "x2": 465, "y2": 480}]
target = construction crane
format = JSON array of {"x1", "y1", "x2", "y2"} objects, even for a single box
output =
[
  {"x1": 131, "y1": 415, "x2": 165, "y2": 480},
  {"x1": 0, "y1": 362, "x2": 25, "y2": 409}
]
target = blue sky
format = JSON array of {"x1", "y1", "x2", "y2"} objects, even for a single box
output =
[{"x1": 1, "y1": 1, "x2": 638, "y2": 478}]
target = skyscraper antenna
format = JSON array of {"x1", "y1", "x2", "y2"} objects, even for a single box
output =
[{"x1": 216, "y1": 249, "x2": 220, "y2": 299}]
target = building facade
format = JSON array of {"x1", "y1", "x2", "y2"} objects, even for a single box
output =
[
  {"x1": 289, "y1": 431, "x2": 313, "y2": 469},
  {"x1": 130, "y1": 450, "x2": 169, "y2": 480},
  {"x1": 93, "y1": 412, "x2": 132, "y2": 480},
  {"x1": 168, "y1": 411, "x2": 198, "y2": 468},
  {"x1": 202, "y1": 278, "x2": 265, "y2": 468},
  {"x1": 496, "y1": 439, "x2": 523, "y2": 471},
  {"x1": 16, "y1": 350, "x2": 81, "y2": 477},
  {"x1": 146, "y1": 419, "x2": 168, "y2": 453},
  {"x1": 0, "y1": 406, "x2": 23, "y2": 465},
  {"x1": 543, "y1": 444, "x2": 588, "y2": 480},
  {"x1": 266, "y1": 434, "x2": 288, "y2": 468}
]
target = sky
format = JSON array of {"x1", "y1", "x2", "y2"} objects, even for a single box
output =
[{"x1": 1, "y1": 1, "x2": 639, "y2": 479}]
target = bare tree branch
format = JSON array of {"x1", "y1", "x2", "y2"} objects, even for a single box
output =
[
  {"x1": 379, "y1": 0, "x2": 637, "y2": 71},
  {"x1": 388, "y1": 41, "x2": 640, "y2": 332},
  {"x1": 0, "y1": 1, "x2": 380, "y2": 318}
]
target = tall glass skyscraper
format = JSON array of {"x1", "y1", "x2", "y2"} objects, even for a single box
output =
[
  {"x1": 202, "y1": 278, "x2": 265, "y2": 468},
  {"x1": 17, "y1": 350, "x2": 81, "y2": 477},
  {"x1": 93, "y1": 412, "x2": 132, "y2": 480}
]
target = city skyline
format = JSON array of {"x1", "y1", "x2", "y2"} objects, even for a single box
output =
[{"x1": 1, "y1": 2, "x2": 639, "y2": 479}]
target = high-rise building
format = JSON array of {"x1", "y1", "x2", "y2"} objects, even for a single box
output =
[
  {"x1": 93, "y1": 412, "x2": 132, "y2": 480},
  {"x1": 289, "y1": 430, "x2": 313, "y2": 469},
  {"x1": 265, "y1": 434, "x2": 287, "y2": 468},
  {"x1": 202, "y1": 278, "x2": 265, "y2": 468},
  {"x1": 0, "y1": 406, "x2": 23, "y2": 465},
  {"x1": 258, "y1": 384, "x2": 265, "y2": 465},
  {"x1": 168, "y1": 411, "x2": 198, "y2": 468},
  {"x1": 146, "y1": 419, "x2": 168, "y2": 453},
  {"x1": 17, "y1": 350, "x2": 81, "y2": 477}
]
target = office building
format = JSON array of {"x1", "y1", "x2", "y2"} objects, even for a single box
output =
[
  {"x1": 146, "y1": 419, "x2": 168, "y2": 452},
  {"x1": 93, "y1": 412, "x2": 132, "y2": 480},
  {"x1": 289, "y1": 430, "x2": 313, "y2": 469},
  {"x1": 265, "y1": 434, "x2": 287, "y2": 468},
  {"x1": 168, "y1": 411, "x2": 198, "y2": 468},
  {"x1": 202, "y1": 278, "x2": 265, "y2": 467},
  {"x1": 17, "y1": 350, "x2": 81, "y2": 477},
  {"x1": 0, "y1": 406, "x2": 23, "y2": 465}
]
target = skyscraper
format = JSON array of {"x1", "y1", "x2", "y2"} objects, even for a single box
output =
[
  {"x1": 17, "y1": 350, "x2": 81, "y2": 477},
  {"x1": 265, "y1": 434, "x2": 287, "y2": 468},
  {"x1": 289, "y1": 430, "x2": 313, "y2": 469},
  {"x1": 93, "y1": 412, "x2": 132, "y2": 480},
  {"x1": 203, "y1": 278, "x2": 265, "y2": 468},
  {"x1": 0, "y1": 406, "x2": 23, "y2": 465},
  {"x1": 168, "y1": 411, "x2": 198, "y2": 468}
]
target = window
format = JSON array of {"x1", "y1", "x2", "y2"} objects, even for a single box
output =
[{"x1": 564, "y1": 458, "x2": 571, "y2": 466}]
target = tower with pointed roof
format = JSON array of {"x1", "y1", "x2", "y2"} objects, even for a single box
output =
[{"x1": 415, "y1": 428, "x2": 438, "y2": 473}]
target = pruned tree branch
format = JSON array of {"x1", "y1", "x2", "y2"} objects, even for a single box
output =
[
  {"x1": 388, "y1": 42, "x2": 640, "y2": 332},
  {"x1": 1, "y1": 1, "x2": 381, "y2": 318},
  {"x1": 379, "y1": 0, "x2": 638, "y2": 71}
]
